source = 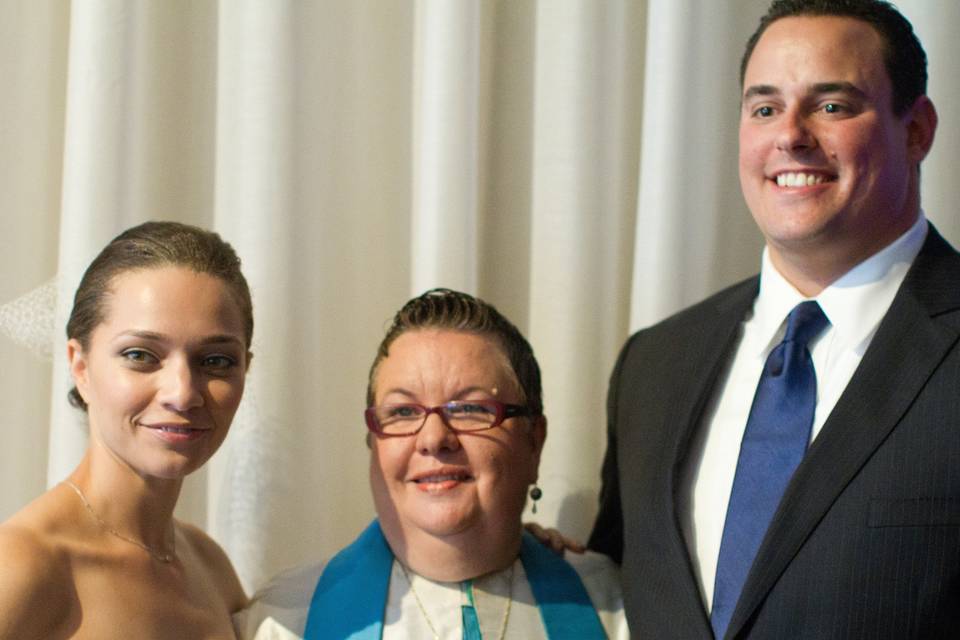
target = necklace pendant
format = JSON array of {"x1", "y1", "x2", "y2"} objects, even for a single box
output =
[{"x1": 63, "y1": 480, "x2": 177, "y2": 564}]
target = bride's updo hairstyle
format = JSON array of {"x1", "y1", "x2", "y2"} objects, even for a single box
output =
[{"x1": 65, "y1": 221, "x2": 253, "y2": 411}]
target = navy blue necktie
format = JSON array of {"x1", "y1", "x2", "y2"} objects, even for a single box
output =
[{"x1": 711, "y1": 301, "x2": 830, "y2": 639}]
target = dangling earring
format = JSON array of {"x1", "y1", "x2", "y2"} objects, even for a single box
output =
[{"x1": 529, "y1": 485, "x2": 542, "y2": 514}]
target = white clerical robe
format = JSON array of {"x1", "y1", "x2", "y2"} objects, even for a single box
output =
[{"x1": 234, "y1": 551, "x2": 629, "y2": 639}]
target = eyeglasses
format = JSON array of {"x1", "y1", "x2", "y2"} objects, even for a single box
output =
[{"x1": 365, "y1": 400, "x2": 534, "y2": 436}]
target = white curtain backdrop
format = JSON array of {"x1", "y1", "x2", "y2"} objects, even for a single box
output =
[{"x1": 2, "y1": 0, "x2": 958, "y2": 593}]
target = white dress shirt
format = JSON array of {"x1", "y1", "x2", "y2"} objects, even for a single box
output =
[{"x1": 679, "y1": 215, "x2": 929, "y2": 611}]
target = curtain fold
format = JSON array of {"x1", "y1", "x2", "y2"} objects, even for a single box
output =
[
  {"x1": 411, "y1": 0, "x2": 482, "y2": 293},
  {"x1": 526, "y1": 0, "x2": 645, "y2": 539},
  {"x1": 50, "y1": 0, "x2": 140, "y2": 486},
  {"x1": 0, "y1": 1, "x2": 68, "y2": 519},
  {"x1": 2, "y1": 0, "x2": 958, "y2": 592},
  {"x1": 211, "y1": 0, "x2": 300, "y2": 589},
  {"x1": 900, "y1": 0, "x2": 960, "y2": 243}
]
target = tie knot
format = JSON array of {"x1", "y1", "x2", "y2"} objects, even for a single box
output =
[{"x1": 783, "y1": 300, "x2": 829, "y2": 347}]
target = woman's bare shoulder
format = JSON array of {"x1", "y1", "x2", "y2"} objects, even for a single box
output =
[
  {"x1": 178, "y1": 520, "x2": 247, "y2": 612},
  {"x1": 0, "y1": 508, "x2": 75, "y2": 638}
]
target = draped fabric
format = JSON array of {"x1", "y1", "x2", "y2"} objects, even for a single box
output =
[{"x1": 1, "y1": 0, "x2": 958, "y2": 593}]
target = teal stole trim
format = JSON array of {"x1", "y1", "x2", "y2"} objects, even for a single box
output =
[
  {"x1": 461, "y1": 580, "x2": 483, "y2": 640},
  {"x1": 304, "y1": 520, "x2": 606, "y2": 639},
  {"x1": 304, "y1": 521, "x2": 392, "y2": 640},
  {"x1": 519, "y1": 532, "x2": 607, "y2": 638}
]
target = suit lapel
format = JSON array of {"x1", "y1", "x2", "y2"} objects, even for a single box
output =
[
  {"x1": 667, "y1": 282, "x2": 760, "y2": 483},
  {"x1": 727, "y1": 227, "x2": 960, "y2": 638},
  {"x1": 658, "y1": 279, "x2": 760, "y2": 631}
]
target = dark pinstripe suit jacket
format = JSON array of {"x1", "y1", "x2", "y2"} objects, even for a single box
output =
[{"x1": 589, "y1": 225, "x2": 960, "y2": 639}]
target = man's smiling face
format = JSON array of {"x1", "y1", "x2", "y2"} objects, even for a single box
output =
[{"x1": 738, "y1": 15, "x2": 931, "y2": 289}]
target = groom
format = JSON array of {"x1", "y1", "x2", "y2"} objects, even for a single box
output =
[{"x1": 590, "y1": 1, "x2": 958, "y2": 637}]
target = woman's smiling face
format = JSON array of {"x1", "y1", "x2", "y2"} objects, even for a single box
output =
[
  {"x1": 68, "y1": 266, "x2": 248, "y2": 479},
  {"x1": 369, "y1": 329, "x2": 545, "y2": 547}
]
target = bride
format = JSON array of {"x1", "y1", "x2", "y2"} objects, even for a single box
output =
[{"x1": 0, "y1": 221, "x2": 252, "y2": 639}]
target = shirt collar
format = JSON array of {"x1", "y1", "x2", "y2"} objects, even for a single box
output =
[{"x1": 751, "y1": 213, "x2": 928, "y2": 357}]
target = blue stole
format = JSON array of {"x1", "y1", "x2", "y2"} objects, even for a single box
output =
[{"x1": 303, "y1": 520, "x2": 606, "y2": 639}]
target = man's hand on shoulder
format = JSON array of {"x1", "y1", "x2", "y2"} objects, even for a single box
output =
[{"x1": 524, "y1": 522, "x2": 586, "y2": 555}]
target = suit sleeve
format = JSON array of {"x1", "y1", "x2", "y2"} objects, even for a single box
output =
[{"x1": 587, "y1": 334, "x2": 634, "y2": 564}]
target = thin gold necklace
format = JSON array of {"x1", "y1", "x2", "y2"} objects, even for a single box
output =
[
  {"x1": 398, "y1": 562, "x2": 513, "y2": 640},
  {"x1": 63, "y1": 480, "x2": 175, "y2": 563}
]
